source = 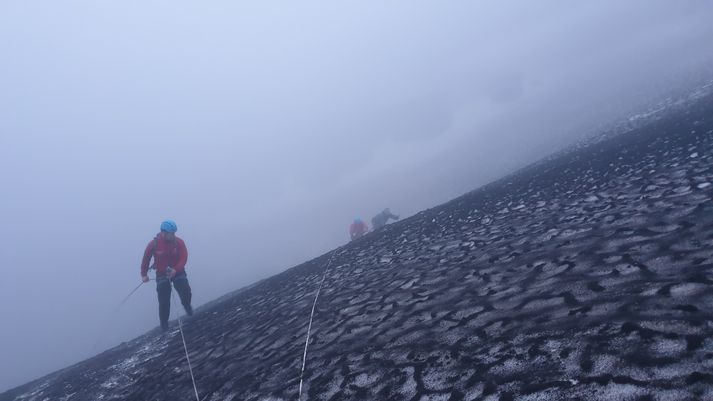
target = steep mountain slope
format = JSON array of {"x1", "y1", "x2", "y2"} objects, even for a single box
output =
[{"x1": 3, "y1": 91, "x2": 713, "y2": 401}]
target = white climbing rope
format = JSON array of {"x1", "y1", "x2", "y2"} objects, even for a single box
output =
[
  {"x1": 298, "y1": 250, "x2": 338, "y2": 400},
  {"x1": 171, "y1": 288, "x2": 200, "y2": 401}
]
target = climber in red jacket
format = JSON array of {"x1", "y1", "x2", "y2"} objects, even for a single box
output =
[
  {"x1": 349, "y1": 218, "x2": 369, "y2": 241},
  {"x1": 141, "y1": 220, "x2": 193, "y2": 331}
]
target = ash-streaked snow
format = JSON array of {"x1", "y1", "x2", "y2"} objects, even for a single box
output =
[{"x1": 3, "y1": 78, "x2": 713, "y2": 401}]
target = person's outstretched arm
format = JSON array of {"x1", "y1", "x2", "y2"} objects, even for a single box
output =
[{"x1": 140, "y1": 241, "x2": 153, "y2": 281}]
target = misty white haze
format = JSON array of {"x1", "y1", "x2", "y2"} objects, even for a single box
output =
[{"x1": 1, "y1": 0, "x2": 712, "y2": 392}]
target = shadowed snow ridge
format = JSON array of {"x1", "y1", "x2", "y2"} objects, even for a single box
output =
[{"x1": 3, "y1": 93, "x2": 713, "y2": 400}]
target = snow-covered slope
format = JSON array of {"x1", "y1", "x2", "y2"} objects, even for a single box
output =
[{"x1": 3, "y1": 91, "x2": 713, "y2": 401}]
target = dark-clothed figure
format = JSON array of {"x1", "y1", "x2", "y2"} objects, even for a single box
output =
[
  {"x1": 349, "y1": 218, "x2": 369, "y2": 241},
  {"x1": 371, "y1": 208, "x2": 400, "y2": 230},
  {"x1": 141, "y1": 220, "x2": 193, "y2": 331}
]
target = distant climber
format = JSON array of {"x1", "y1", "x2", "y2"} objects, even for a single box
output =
[
  {"x1": 141, "y1": 220, "x2": 194, "y2": 331},
  {"x1": 371, "y1": 208, "x2": 400, "y2": 230},
  {"x1": 349, "y1": 218, "x2": 369, "y2": 241}
]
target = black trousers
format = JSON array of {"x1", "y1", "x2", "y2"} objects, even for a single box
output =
[{"x1": 156, "y1": 272, "x2": 192, "y2": 328}]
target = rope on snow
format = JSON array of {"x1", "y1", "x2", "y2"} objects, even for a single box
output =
[
  {"x1": 171, "y1": 288, "x2": 200, "y2": 401},
  {"x1": 298, "y1": 249, "x2": 339, "y2": 400}
]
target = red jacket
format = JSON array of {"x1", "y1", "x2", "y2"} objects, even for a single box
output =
[
  {"x1": 349, "y1": 221, "x2": 369, "y2": 239},
  {"x1": 141, "y1": 235, "x2": 188, "y2": 276}
]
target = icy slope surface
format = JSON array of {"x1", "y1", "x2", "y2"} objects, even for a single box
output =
[{"x1": 3, "y1": 93, "x2": 713, "y2": 400}]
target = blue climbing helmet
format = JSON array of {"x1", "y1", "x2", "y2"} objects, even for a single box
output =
[
  {"x1": 160, "y1": 220, "x2": 178, "y2": 233},
  {"x1": 354, "y1": 217, "x2": 362, "y2": 223}
]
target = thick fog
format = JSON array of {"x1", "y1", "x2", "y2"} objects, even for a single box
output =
[{"x1": 1, "y1": 0, "x2": 712, "y2": 392}]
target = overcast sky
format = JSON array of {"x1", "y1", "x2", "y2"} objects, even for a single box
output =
[{"x1": 1, "y1": 0, "x2": 712, "y2": 392}]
